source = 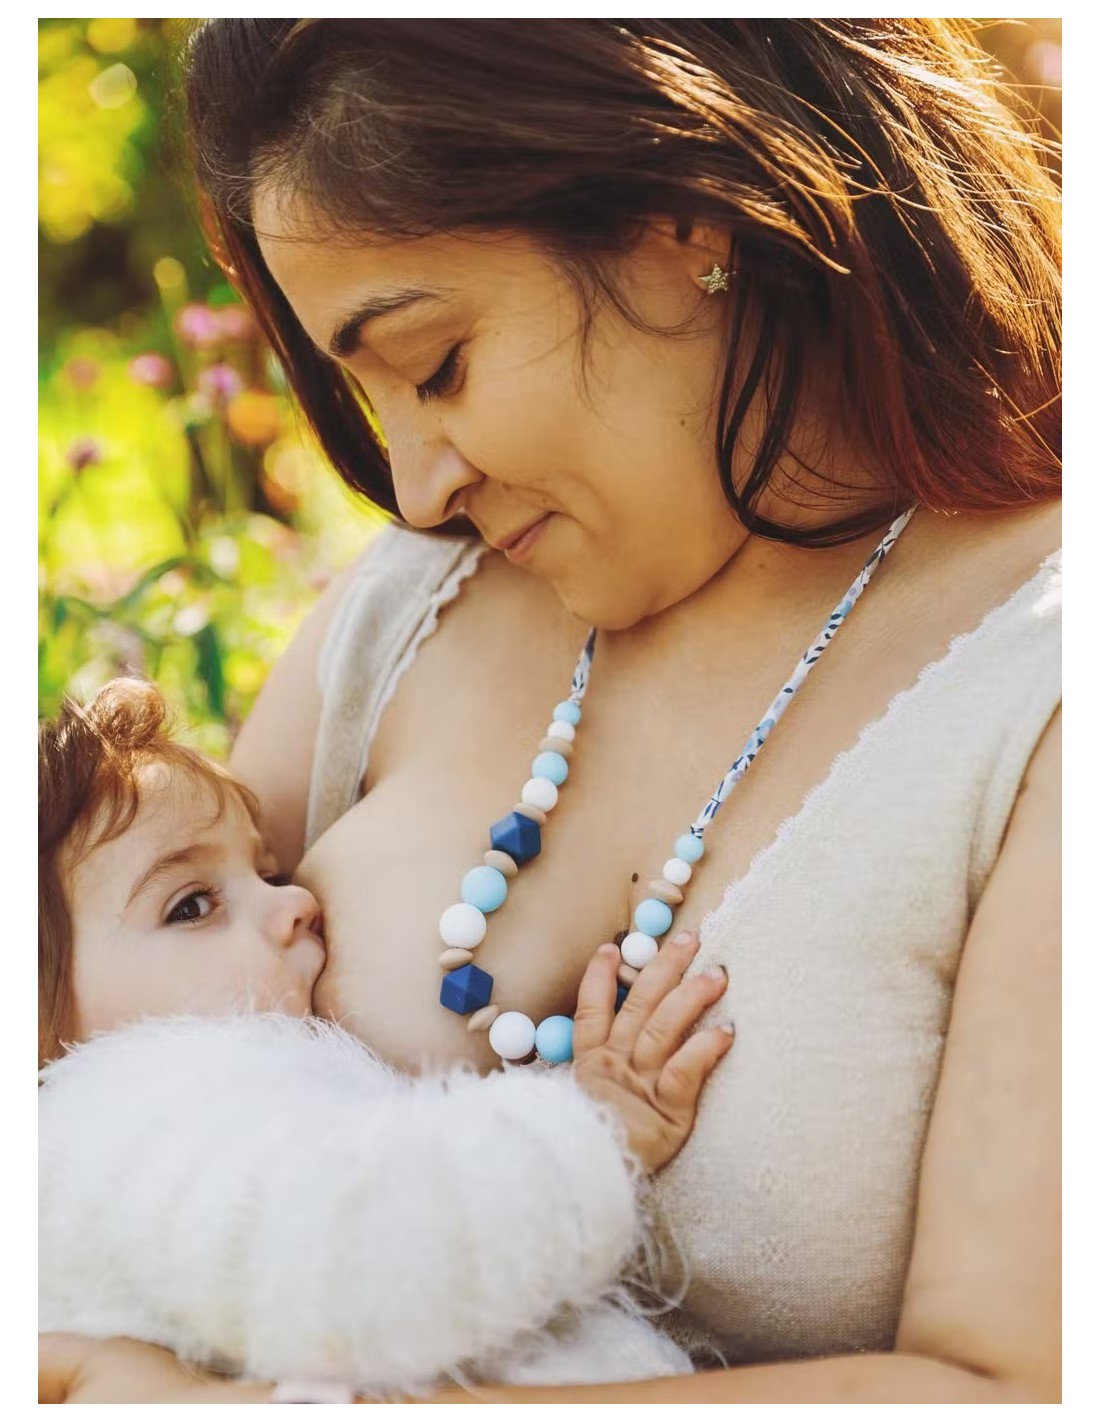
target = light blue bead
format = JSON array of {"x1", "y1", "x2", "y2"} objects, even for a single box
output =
[
  {"x1": 531, "y1": 751, "x2": 569, "y2": 786},
  {"x1": 635, "y1": 897, "x2": 674, "y2": 937},
  {"x1": 675, "y1": 833, "x2": 705, "y2": 864},
  {"x1": 553, "y1": 700, "x2": 582, "y2": 726},
  {"x1": 461, "y1": 865, "x2": 508, "y2": 913},
  {"x1": 535, "y1": 1015, "x2": 574, "y2": 1064}
]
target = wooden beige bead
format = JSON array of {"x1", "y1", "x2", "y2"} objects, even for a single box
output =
[
  {"x1": 514, "y1": 801, "x2": 547, "y2": 825},
  {"x1": 484, "y1": 849, "x2": 518, "y2": 878},
  {"x1": 648, "y1": 878, "x2": 684, "y2": 906},
  {"x1": 439, "y1": 947, "x2": 475, "y2": 970},
  {"x1": 467, "y1": 1004, "x2": 501, "y2": 1034},
  {"x1": 617, "y1": 963, "x2": 640, "y2": 988},
  {"x1": 538, "y1": 736, "x2": 574, "y2": 759}
]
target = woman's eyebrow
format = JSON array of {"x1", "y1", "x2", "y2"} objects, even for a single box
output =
[{"x1": 327, "y1": 287, "x2": 450, "y2": 359}]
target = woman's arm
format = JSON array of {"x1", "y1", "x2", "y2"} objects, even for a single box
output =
[
  {"x1": 228, "y1": 563, "x2": 353, "y2": 871},
  {"x1": 43, "y1": 711, "x2": 1060, "y2": 1404}
]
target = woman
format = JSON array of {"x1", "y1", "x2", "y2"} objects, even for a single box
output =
[{"x1": 40, "y1": 18, "x2": 1060, "y2": 1403}]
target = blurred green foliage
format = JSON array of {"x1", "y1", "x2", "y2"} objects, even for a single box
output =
[
  {"x1": 38, "y1": 19, "x2": 1061, "y2": 755},
  {"x1": 39, "y1": 18, "x2": 382, "y2": 756}
]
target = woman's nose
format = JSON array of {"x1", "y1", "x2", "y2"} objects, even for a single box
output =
[
  {"x1": 389, "y1": 433, "x2": 483, "y2": 529},
  {"x1": 267, "y1": 882, "x2": 322, "y2": 949}
]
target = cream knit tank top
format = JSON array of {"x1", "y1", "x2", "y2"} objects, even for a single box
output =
[{"x1": 306, "y1": 523, "x2": 1061, "y2": 1365}]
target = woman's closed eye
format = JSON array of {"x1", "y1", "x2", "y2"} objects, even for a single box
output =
[
  {"x1": 415, "y1": 343, "x2": 465, "y2": 404},
  {"x1": 165, "y1": 885, "x2": 221, "y2": 926}
]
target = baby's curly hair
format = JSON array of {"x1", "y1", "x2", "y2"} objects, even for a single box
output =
[{"x1": 38, "y1": 678, "x2": 257, "y2": 1069}]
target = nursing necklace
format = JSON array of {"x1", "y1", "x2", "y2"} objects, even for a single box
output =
[{"x1": 437, "y1": 507, "x2": 916, "y2": 1064}]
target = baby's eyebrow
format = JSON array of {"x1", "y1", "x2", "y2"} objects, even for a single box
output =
[{"x1": 125, "y1": 844, "x2": 214, "y2": 909}]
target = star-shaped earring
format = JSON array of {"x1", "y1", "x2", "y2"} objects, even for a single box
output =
[{"x1": 696, "y1": 263, "x2": 731, "y2": 295}]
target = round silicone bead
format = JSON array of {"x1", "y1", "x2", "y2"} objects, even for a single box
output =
[
  {"x1": 547, "y1": 719, "x2": 576, "y2": 743},
  {"x1": 553, "y1": 700, "x2": 582, "y2": 726},
  {"x1": 439, "y1": 902, "x2": 487, "y2": 950},
  {"x1": 520, "y1": 776, "x2": 559, "y2": 812},
  {"x1": 662, "y1": 857, "x2": 693, "y2": 886},
  {"x1": 674, "y1": 833, "x2": 705, "y2": 864},
  {"x1": 634, "y1": 897, "x2": 674, "y2": 937},
  {"x1": 535, "y1": 1015, "x2": 574, "y2": 1064},
  {"x1": 489, "y1": 1011, "x2": 537, "y2": 1061},
  {"x1": 461, "y1": 865, "x2": 508, "y2": 913},
  {"x1": 620, "y1": 931, "x2": 659, "y2": 969},
  {"x1": 531, "y1": 751, "x2": 569, "y2": 786}
]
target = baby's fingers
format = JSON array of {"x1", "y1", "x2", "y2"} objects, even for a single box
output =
[
  {"x1": 632, "y1": 966, "x2": 729, "y2": 1075},
  {"x1": 609, "y1": 929, "x2": 701, "y2": 1054},
  {"x1": 655, "y1": 1024, "x2": 735, "y2": 1118},
  {"x1": 571, "y1": 944, "x2": 621, "y2": 1057}
]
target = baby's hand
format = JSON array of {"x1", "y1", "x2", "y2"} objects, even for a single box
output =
[{"x1": 571, "y1": 930, "x2": 733, "y2": 1173}]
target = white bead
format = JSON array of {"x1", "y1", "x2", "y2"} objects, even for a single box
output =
[
  {"x1": 620, "y1": 931, "x2": 659, "y2": 969},
  {"x1": 662, "y1": 857, "x2": 693, "y2": 886},
  {"x1": 520, "y1": 776, "x2": 559, "y2": 812},
  {"x1": 489, "y1": 1010, "x2": 537, "y2": 1060},
  {"x1": 547, "y1": 719, "x2": 576, "y2": 743},
  {"x1": 439, "y1": 902, "x2": 487, "y2": 949}
]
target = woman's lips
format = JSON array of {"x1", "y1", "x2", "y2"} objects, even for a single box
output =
[{"x1": 502, "y1": 514, "x2": 552, "y2": 564}]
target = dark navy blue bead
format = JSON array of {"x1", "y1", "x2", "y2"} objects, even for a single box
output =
[
  {"x1": 614, "y1": 982, "x2": 630, "y2": 1013},
  {"x1": 440, "y1": 963, "x2": 494, "y2": 1016},
  {"x1": 489, "y1": 811, "x2": 542, "y2": 867}
]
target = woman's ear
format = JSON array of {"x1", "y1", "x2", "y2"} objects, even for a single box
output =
[
  {"x1": 658, "y1": 218, "x2": 736, "y2": 288},
  {"x1": 646, "y1": 217, "x2": 735, "y2": 275}
]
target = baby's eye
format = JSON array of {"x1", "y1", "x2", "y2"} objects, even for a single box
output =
[
  {"x1": 262, "y1": 871, "x2": 293, "y2": 887},
  {"x1": 166, "y1": 890, "x2": 218, "y2": 925}
]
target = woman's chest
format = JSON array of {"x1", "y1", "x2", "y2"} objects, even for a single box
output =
[{"x1": 300, "y1": 540, "x2": 967, "y2": 1073}]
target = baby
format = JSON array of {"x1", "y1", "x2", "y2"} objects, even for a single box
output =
[{"x1": 38, "y1": 678, "x2": 732, "y2": 1399}]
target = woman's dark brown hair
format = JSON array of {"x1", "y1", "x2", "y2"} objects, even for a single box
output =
[
  {"x1": 38, "y1": 678, "x2": 255, "y2": 1070},
  {"x1": 181, "y1": 18, "x2": 1060, "y2": 546}
]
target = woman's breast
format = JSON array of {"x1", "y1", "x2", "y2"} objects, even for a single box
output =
[{"x1": 298, "y1": 759, "x2": 641, "y2": 1075}]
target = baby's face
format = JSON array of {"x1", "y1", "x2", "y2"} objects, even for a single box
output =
[{"x1": 69, "y1": 762, "x2": 326, "y2": 1040}]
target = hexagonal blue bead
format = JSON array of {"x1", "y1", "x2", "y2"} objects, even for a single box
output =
[
  {"x1": 553, "y1": 700, "x2": 582, "y2": 726},
  {"x1": 439, "y1": 963, "x2": 494, "y2": 1016},
  {"x1": 461, "y1": 865, "x2": 508, "y2": 913},
  {"x1": 614, "y1": 982, "x2": 630, "y2": 1013},
  {"x1": 531, "y1": 751, "x2": 568, "y2": 786},
  {"x1": 489, "y1": 810, "x2": 542, "y2": 866},
  {"x1": 634, "y1": 897, "x2": 674, "y2": 937},
  {"x1": 535, "y1": 1015, "x2": 574, "y2": 1064}
]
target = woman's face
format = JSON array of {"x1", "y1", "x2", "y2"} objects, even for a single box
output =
[{"x1": 255, "y1": 192, "x2": 748, "y2": 628}]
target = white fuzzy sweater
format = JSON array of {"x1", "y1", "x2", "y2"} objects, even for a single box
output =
[{"x1": 38, "y1": 1014, "x2": 691, "y2": 1395}]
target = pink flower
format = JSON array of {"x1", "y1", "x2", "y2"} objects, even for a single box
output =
[
  {"x1": 175, "y1": 304, "x2": 222, "y2": 347},
  {"x1": 216, "y1": 306, "x2": 255, "y2": 342},
  {"x1": 128, "y1": 352, "x2": 174, "y2": 388},
  {"x1": 198, "y1": 363, "x2": 244, "y2": 405},
  {"x1": 63, "y1": 358, "x2": 100, "y2": 391},
  {"x1": 66, "y1": 437, "x2": 103, "y2": 473}
]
